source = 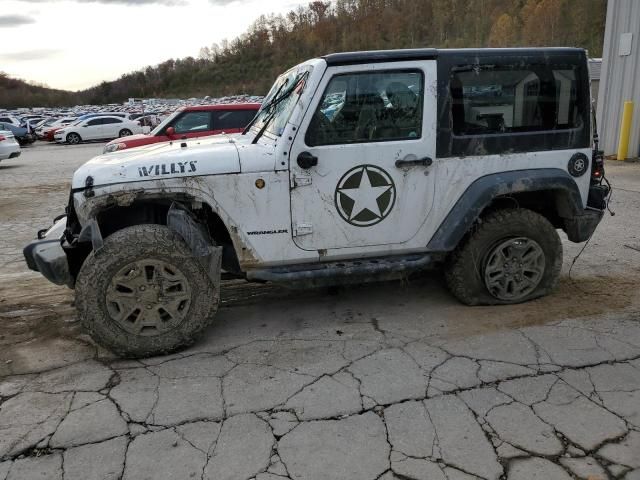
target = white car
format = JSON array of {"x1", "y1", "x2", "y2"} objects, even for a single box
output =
[
  {"x1": 0, "y1": 116, "x2": 21, "y2": 127},
  {"x1": 0, "y1": 130, "x2": 21, "y2": 162},
  {"x1": 54, "y1": 116, "x2": 143, "y2": 144}
]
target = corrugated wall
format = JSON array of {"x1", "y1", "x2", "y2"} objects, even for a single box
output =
[{"x1": 596, "y1": 0, "x2": 640, "y2": 157}]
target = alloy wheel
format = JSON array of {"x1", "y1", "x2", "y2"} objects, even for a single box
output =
[
  {"x1": 105, "y1": 259, "x2": 192, "y2": 336},
  {"x1": 483, "y1": 237, "x2": 545, "y2": 301}
]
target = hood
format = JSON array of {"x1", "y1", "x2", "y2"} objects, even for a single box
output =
[
  {"x1": 72, "y1": 134, "x2": 240, "y2": 189},
  {"x1": 111, "y1": 133, "x2": 150, "y2": 145}
]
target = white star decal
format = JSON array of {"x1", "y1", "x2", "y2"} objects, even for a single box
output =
[{"x1": 339, "y1": 167, "x2": 392, "y2": 220}]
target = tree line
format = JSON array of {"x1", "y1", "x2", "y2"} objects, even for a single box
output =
[{"x1": 2, "y1": 0, "x2": 607, "y2": 108}]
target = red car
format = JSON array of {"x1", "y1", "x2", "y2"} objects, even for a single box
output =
[
  {"x1": 45, "y1": 126, "x2": 66, "y2": 141},
  {"x1": 103, "y1": 103, "x2": 260, "y2": 153}
]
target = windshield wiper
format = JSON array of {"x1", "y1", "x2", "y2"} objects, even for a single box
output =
[
  {"x1": 250, "y1": 72, "x2": 309, "y2": 144},
  {"x1": 242, "y1": 81, "x2": 288, "y2": 136}
]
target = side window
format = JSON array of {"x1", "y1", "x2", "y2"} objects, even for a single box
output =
[
  {"x1": 451, "y1": 64, "x2": 583, "y2": 136},
  {"x1": 306, "y1": 70, "x2": 424, "y2": 147},
  {"x1": 102, "y1": 118, "x2": 122, "y2": 124},
  {"x1": 212, "y1": 110, "x2": 257, "y2": 130},
  {"x1": 172, "y1": 112, "x2": 211, "y2": 134},
  {"x1": 87, "y1": 119, "x2": 103, "y2": 126}
]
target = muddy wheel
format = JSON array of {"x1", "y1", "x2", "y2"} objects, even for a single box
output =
[
  {"x1": 75, "y1": 224, "x2": 220, "y2": 357},
  {"x1": 444, "y1": 208, "x2": 562, "y2": 306}
]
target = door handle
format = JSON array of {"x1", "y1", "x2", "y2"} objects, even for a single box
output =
[
  {"x1": 395, "y1": 157, "x2": 433, "y2": 168},
  {"x1": 297, "y1": 151, "x2": 318, "y2": 169}
]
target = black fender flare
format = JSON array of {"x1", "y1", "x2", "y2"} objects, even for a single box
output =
[
  {"x1": 427, "y1": 168, "x2": 584, "y2": 251},
  {"x1": 167, "y1": 202, "x2": 222, "y2": 283}
]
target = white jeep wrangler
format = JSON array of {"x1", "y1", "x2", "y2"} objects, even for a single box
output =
[{"x1": 25, "y1": 48, "x2": 609, "y2": 357}]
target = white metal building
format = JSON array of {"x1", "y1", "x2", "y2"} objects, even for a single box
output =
[
  {"x1": 588, "y1": 58, "x2": 601, "y2": 106},
  {"x1": 596, "y1": 0, "x2": 640, "y2": 157}
]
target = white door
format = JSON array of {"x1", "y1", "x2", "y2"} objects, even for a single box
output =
[
  {"x1": 83, "y1": 118, "x2": 104, "y2": 140},
  {"x1": 101, "y1": 118, "x2": 122, "y2": 139},
  {"x1": 289, "y1": 61, "x2": 437, "y2": 252}
]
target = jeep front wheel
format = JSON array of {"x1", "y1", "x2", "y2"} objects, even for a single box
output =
[
  {"x1": 444, "y1": 208, "x2": 562, "y2": 305},
  {"x1": 75, "y1": 224, "x2": 220, "y2": 357}
]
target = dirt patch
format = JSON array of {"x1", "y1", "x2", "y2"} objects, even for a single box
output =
[
  {"x1": 437, "y1": 275, "x2": 639, "y2": 338},
  {"x1": 0, "y1": 182, "x2": 70, "y2": 197},
  {"x1": 0, "y1": 277, "x2": 290, "y2": 349},
  {"x1": 1, "y1": 273, "x2": 636, "y2": 353},
  {"x1": 0, "y1": 278, "x2": 77, "y2": 347}
]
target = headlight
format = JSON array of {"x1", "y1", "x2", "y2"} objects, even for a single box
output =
[{"x1": 103, "y1": 143, "x2": 126, "y2": 154}]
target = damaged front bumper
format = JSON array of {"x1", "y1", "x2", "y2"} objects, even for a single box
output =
[{"x1": 23, "y1": 216, "x2": 73, "y2": 287}]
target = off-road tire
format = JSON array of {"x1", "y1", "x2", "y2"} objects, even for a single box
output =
[
  {"x1": 444, "y1": 208, "x2": 562, "y2": 306},
  {"x1": 66, "y1": 133, "x2": 81, "y2": 145},
  {"x1": 119, "y1": 129, "x2": 132, "y2": 137},
  {"x1": 75, "y1": 224, "x2": 220, "y2": 357}
]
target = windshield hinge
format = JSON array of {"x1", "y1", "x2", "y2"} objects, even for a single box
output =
[
  {"x1": 292, "y1": 173, "x2": 312, "y2": 188},
  {"x1": 293, "y1": 223, "x2": 313, "y2": 237}
]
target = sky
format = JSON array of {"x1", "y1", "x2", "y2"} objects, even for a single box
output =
[{"x1": 1, "y1": 0, "x2": 304, "y2": 91}]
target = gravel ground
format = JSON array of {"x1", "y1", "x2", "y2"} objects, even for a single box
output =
[{"x1": 1, "y1": 142, "x2": 639, "y2": 480}]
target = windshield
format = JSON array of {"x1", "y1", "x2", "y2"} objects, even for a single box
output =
[
  {"x1": 250, "y1": 65, "x2": 312, "y2": 137},
  {"x1": 150, "y1": 110, "x2": 182, "y2": 136}
]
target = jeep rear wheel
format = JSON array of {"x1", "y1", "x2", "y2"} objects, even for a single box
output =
[
  {"x1": 75, "y1": 224, "x2": 220, "y2": 357},
  {"x1": 444, "y1": 208, "x2": 562, "y2": 305}
]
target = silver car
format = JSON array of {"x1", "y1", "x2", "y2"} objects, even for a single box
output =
[{"x1": 0, "y1": 129, "x2": 21, "y2": 162}]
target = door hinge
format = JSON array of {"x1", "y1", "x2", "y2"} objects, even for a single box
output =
[
  {"x1": 293, "y1": 173, "x2": 312, "y2": 187},
  {"x1": 293, "y1": 223, "x2": 313, "y2": 236}
]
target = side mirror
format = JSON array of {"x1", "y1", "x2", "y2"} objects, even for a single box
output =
[{"x1": 166, "y1": 127, "x2": 175, "y2": 137}]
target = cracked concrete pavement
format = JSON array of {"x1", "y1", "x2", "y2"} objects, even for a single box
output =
[{"x1": 1, "y1": 144, "x2": 640, "y2": 479}]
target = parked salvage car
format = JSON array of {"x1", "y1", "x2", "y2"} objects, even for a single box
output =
[
  {"x1": 0, "y1": 122, "x2": 36, "y2": 146},
  {"x1": 0, "y1": 116, "x2": 21, "y2": 127},
  {"x1": 54, "y1": 116, "x2": 143, "y2": 144},
  {"x1": 35, "y1": 117, "x2": 62, "y2": 138},
  {"x1": 43, "y1": 118, "x2": 77, "y2": 141},
  {"x1": 0, "y1": 129, "x2": 21, "y2": 161},
  {"x1": 25, "y1": 48, "x2": 609, "y2": 357},
  {"x1": 103, "y1": 103, "x2": 260, "y2": 153}
]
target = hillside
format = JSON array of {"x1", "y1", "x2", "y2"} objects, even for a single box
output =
[
  {"x1": 3, "y1": 0, "x2": 607, "y2": 108},
  {"x1": 0, "y1": 73, "x2": 78, "y2": 108}
]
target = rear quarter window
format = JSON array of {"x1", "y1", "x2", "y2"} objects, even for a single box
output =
[
  {"x1": 451, "y1": 65, "x2": 582, "y2": 135},
  {"x1": 436, "y1": 50, "x2": 591, "y2": 157}
]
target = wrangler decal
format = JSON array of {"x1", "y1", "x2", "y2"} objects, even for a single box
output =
[
  {"x1": 246, "y1": 229, "x2": 288, "y2": 236},
  {"x1": 138, "y1": 161, "x2": 198, "y2": 177}
]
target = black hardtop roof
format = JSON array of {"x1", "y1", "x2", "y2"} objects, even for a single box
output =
[{"x1": 322, "y1": 47, "x2": 586, "y2": 66}]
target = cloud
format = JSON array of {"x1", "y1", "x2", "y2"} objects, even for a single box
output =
[
  {"x1": 15, "y1": 0, "x2": 186, "y2": 5},
  {"x1": 80, "y1": 0, "x2": 187, "y2": 4},
  {"x1": 0, "y1": 49, "x2": 61, "y2": 62},
  {"x1": 0, "y1": 14, "x2": 35, "y2": 27}
]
